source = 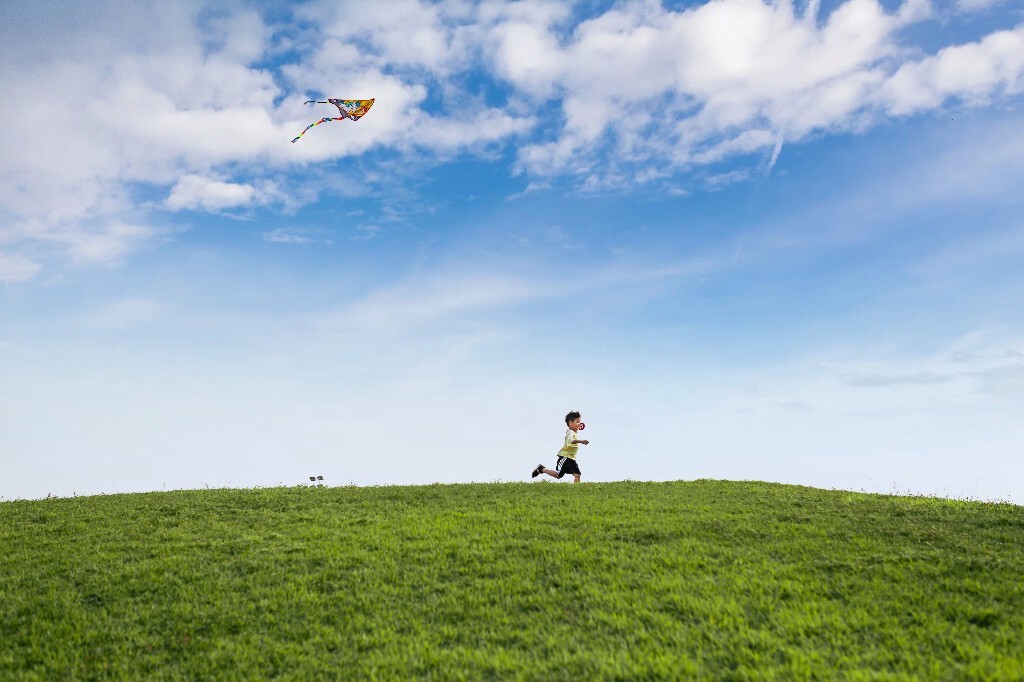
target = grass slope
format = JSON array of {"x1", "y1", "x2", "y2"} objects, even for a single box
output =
[{"x1": 2, "y1": 480, "x2": 1023, "y2": 680}]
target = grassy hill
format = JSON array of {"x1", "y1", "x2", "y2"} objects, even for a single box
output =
[{"x1": 2, "y1": 480, "x2": 1023, "y2": 680}]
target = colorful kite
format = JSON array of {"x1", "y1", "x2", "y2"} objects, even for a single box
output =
[{"x1": 291, "y1": 98, "x2": 375, "y2": 143}]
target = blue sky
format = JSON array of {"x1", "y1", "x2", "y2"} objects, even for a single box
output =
[{"x1": 1, "y1": 0, "x2": 1022, "y2": 502}]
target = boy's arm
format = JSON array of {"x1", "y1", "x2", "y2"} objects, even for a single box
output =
[{"x1": 571, "y1": 439, "x2": 589, "y2": 445}]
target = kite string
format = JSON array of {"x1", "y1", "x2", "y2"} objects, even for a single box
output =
[{"x1": 290, "y1": 117, "x2": 343, "y2": 143}]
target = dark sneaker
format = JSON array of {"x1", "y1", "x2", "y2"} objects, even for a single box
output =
[{"x1": 531, "y1": 464, "x2": 544, "y2": 478}]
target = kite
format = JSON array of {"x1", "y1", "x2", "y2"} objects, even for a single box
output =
[{"x1": 291, "y1": 98, "x2": 375, "y2": 143}]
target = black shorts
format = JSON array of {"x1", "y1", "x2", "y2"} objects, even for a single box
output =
[{"x1": 555, "y1": 456, "x2": 581, "y2": 478}]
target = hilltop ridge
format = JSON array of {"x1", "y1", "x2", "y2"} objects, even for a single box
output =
[{"x1": 2, "y1": 480, "x2": 1022, "y2": 679}]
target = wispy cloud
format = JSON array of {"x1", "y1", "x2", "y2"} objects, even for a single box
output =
[
  {"x1": 62, "y1": 222, "x2": 166, "y2": 267},
  {"x1": 82, "y1": 296, "x2": 163, "y2": 330},
  {"x1": 330, "y1": 272, "x2": 546, "y2": 333},
  {"x1": 352, "y1": 224, "x2": 381, "y2": 241},
  {"x1": 505, "y1": 181, "x2": 552, "y2": 201},
  {"x1": 842, "y1": 372, "x2": 954, "y2": 387},
  {"x1": 703, "y1": 170, "x2": 752, "y2": 190},
  {"x1": 834, "y1": 332, "x2": 1024, "y2": 391},
  {"x1": 2, "y1": 0, "x2": 1022, "y2": 281},
  {"x1": 262, "y1": 227, "x2": 330, "y2": 245},
  {"x1": 0, "y1": 252, "x2": 42, "y2": 283},
  {"x1": 955, "y1": 0, "x2": 1014, "y2": 12}
]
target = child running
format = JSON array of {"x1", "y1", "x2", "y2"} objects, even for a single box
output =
[{"x1": 532, "y1": 411, "x2": 589, "y2": 483}]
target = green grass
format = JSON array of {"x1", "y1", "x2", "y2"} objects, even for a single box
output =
[{"x1": 2, "y1": 480, "x2": 1023, "y2": 680}]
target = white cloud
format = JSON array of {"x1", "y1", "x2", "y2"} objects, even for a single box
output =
[
  {"x1": 0, "y1": 1, "x2": 539, "y2": 280},
  {"x1": 404, "y1": 107, "x2": 537, "y2": 150},
  {"x1": 880, "y1": 25, "x2": 1024, "y2": 115},
  {"x1": 304, "y1": 0, "x2": 484, "y2": 75},
  {"x1": 0, "y1": 3, "x2": 284, "y2": 279},
  {"x1": 490, "y1": 18, "x2": 567, "y2": 98},
  {"x1": 2, "y1": 0, "x2": 1023, "y2": 281},
  {"x1": 166, "y1": 175, "x2": 257, "y2": 212},
  {"x1": 0, "y1": 252, "x2": 41, "y2": 283},
  {"x1": 502, "y1": 0, "x2": 1022, "y2": 184}
]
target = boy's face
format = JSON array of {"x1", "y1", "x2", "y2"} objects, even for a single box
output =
[{"x1": 568, "y1": 417, "x2": 582, "y2": 431}]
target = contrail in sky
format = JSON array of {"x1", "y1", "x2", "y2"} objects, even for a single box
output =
[
  {"x1": 804, "y1": 0, "x2": 821, "y2": 25},
  {"x1": 767, "y1": 136, "x2": 784, "y2": 174}
]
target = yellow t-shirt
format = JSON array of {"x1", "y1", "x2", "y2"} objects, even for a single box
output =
[{"x1": 557, "y1": 429, "x2": 579, "y2": 459}]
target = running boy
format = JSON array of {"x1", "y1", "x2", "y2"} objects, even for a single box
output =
[{"x1": 531, "y1": 411, "x2": 589, "y2": 483}]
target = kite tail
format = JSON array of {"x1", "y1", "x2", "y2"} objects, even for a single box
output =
[{"x1": 291, "y1": 117, "x2": 339, "y2": 143}]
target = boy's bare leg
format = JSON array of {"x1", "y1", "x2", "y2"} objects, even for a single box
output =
[
  {"x1": 573, "y1": 474, "x2": 581, "y2": 483},
  {"x1": 542, "y1": 468, "x2": 560, "y2": 477}
]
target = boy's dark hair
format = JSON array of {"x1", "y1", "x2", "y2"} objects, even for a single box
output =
[{"x1": 565, "y1": 411, "x2": 581, "y2": 425}]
